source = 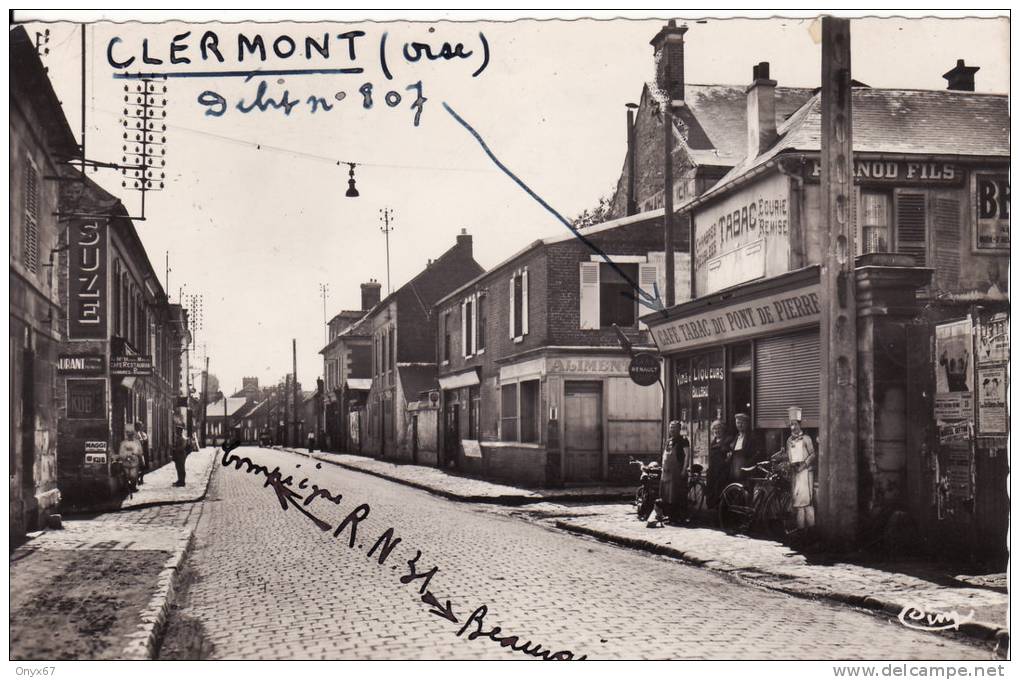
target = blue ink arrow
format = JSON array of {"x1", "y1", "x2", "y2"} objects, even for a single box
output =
[{"x1": 443, "y1": 102, "x2": 664, "y2": 313}]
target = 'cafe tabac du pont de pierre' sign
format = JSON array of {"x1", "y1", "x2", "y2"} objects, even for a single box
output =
[{"x1": 647, "y1": 283, "x2": 821, "y2": 354}]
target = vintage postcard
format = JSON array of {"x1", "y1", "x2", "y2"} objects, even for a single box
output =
[{"x1": 8, "y1": 9, "x2": 1011, "y2": 672}]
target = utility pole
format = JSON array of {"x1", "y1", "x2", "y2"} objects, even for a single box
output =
[
  {"x1": 284, "y1": 374, "x2": 290, "y2": 446},
  {"x1": 292, "y1": 339, "x2": 299, "y2": 447},
  {"x1": 200, "y1": 355, "x2": 209, "y2": 448},
  {"x1": 319, "y1": 283, "x2": 329, "y2": 345},
  {"x1": 379, "y1": 208, "x2": 394, "y2": 296},
  {"x1": 818, "y1": 16, "x2": 858, "y2": 549}
]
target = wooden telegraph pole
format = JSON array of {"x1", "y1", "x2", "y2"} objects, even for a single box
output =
[
  {"x1": 292, "y1": 338, "x2": 299, "y2": 447},
  {"x1": 818, "y1": 16, "x2": 858, "y2": 549}
]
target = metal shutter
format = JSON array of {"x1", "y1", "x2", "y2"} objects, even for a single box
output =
[
  {"x1": 754, "y1": 330, "x2": 821, "y2": 428},
  {"x1": 895, "y1": 192, "x2": 927, "y2": 266},
  {"x1": 24, "y1": 162, "x2": 39, "y2": 273}
]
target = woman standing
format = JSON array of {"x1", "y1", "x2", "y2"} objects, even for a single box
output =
[
  {"x1": 652, "y1": 420, "x2": 690, "y2": 526},
  {"x1": 777, "y1": 407, "x2": 816, "y2": 530},
  {"x1": 706, "y1": 420, "x2": 728, "y2": 509}
]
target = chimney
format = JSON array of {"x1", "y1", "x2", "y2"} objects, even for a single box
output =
[
  {"x1": 456, "y1": 228, "x2": 472, "y2": 257},
  {"x1": 746, "y1": 61, "x2": 778, "y2": 160},
  {"x1": 650, "y1": 19, "x2": 688, "y2": 102},
  {"x1": 626, "y1": 103, "x2": 638, "y2": 216},
  {"x1": 360, "y1": 279, "x2": 381, "y2": 310},
  {"x1": 943, "y1": 59, "x2": 979, "y2": 92}
]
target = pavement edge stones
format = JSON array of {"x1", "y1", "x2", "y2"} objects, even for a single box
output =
[{"x1": 554, "y1": 519, "x2": 1009, "y2": 657}]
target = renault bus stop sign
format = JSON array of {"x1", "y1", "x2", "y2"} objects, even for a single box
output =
[{"x1": 628, "y1": 353, "x2": 661, "y2": 386}]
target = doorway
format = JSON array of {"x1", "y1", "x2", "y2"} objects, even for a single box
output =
[
  {"x1": 563, "y1": 381, "x2": 602, "y2": 482},
  {"x1": 443, "y1": 394, "x2": 460, "y2": 468}
]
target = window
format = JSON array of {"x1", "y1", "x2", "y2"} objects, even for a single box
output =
[
  {"x1": 895, "y1": 192, "x2": 928, "y2": 266},
  {"x1": 462, "y1": 297, "x2": 474, "y2": 357},
  {"x1": 860, "y1": 191, "x2": 891, "y2": 254},
  {"x1": 113, "y1": 262, "x2": 121, "y2": 337},
  {"x1": 389, "y1": 330, "x2": 395, "y2": 372},
  {"x1": 23, "y1": 158, "x2": 40, "y2": 274},
  {"x1": 469, "y1": 386, "x2": 480, "y2": 440},
  {"x1": 442, "y1": 313, "x2": 451, "y2": 363},
  {"x1": 477, "y1": 294, "x2": 487, "y2": 351},
  {"x1": 580, "y1": 260, "x2": 658, "y2": 329},
  {"x1": 509, "y1": 269, "x2": 529, "y2": 340},
  {"x1": 520, "y1": 380, "x2": 540, "y2": 443},
  {"x1": 500, "y1": 383, "x2": 518, "y2": 441}
]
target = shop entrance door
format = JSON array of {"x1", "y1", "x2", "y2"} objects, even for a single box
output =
[
  {"x1": 444, "y1": 401, "x2": 460, "y2": 467},
  {"x1": 564, "y1": 381, "x2": 602, "y2": 482}
]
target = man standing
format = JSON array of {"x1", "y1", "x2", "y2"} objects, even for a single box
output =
[
  {"x1": 135, "y1": 420, "x2": 149, "y2": 486},
  {"x1": 172, "y1": 424, "x2": 189, "y2": 487},
  {"x1": 727, "y1": 413, "x2": 762, "y2": 485}
]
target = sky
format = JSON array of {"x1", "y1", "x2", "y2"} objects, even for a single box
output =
[{"x1": 20, "y1": 11, "x2": 1009, "y2": 394}]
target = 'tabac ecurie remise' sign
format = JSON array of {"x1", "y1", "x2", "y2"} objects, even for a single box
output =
[
  {"x1": 111, "y1": 355, "x2": 154, "y2": 376},
  {"x1": 648, "y1": 283, "x2": 822, "y2": 354},
  {"x1": 57, "y1": 355, "x2": 105, "y2": 373},
  {"x1": 68, "y1": 220, "x2": 108, "y2": 340}
]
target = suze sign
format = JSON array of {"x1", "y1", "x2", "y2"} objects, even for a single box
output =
[{"x1": 68, "y1": 220, "x2": 108, "y2": 340}]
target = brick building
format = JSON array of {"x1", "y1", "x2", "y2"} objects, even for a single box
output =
[
  {"x1": 361, "y1": 230, "x2": 484, "y2": 461},
  {"x1": 644, "y1": 56, "x2": 1009, "y2": 559},
  {"x1": 434, "y1": 216, "x2": 690, "y2": 486},
  {"x1": 320, "y1": 280, "x2": 378, "y2": 452},
  {"x1": 10, "y1": 26, "x2": 79, "y2": 539}
]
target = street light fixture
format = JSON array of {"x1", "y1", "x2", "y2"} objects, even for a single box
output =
[{"x1": 345, "y1": 162, "x2": 359, "y2": 197}]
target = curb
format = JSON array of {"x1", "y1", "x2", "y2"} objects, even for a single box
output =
[
  {"x1": 120, "y1": 529, "x2": 197, "y2": 660},
  {"x1": 555, "y1": 519, "x2": 1009, "y2": 656},
  {"x1": 282, "y1": 448, "x2": 631, "y2": 506}
]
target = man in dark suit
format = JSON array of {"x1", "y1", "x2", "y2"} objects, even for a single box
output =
[{"x1": 727, "y1": 413, "x2": 764, "y2": 486}]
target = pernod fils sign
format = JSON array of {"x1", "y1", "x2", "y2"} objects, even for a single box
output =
[{"x1": 648, "y1": 283, "x2": 822, "y2": 353}]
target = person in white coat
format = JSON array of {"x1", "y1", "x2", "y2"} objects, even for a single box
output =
[{"x1": 775, "y1": 406, "x2": 816, "y2": 530}]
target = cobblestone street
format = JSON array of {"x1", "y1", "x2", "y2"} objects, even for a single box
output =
[{"x1": 160, "y1": 447, "x2": 992, "y2": 660}]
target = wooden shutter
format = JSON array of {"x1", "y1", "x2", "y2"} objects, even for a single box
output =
[
  {"x1": 933, "y1": 194, "x2": 962, "y2": 291},
  {"x1": 637, "y1": 263, "x2": 658, "y2": 330},
  {"x1": 23, "y1": 160, "x2": 39, "y2": 274},
  {"x1": 521, "y1": 269, "x2": 529, "y2": 335},
  {"x1": 470, "y1": 294, "x2": 478, "y2": 354},
  {"x1": 754, "y1": 330, "x2": 821, "y2": 428},
  {"x1": 461, "y1": 300, "x2": 468, "y2": 356},
  {"x1": 579, "y1": 262, "x2": 600, "y2": 329},
  {"x1": 508, "y1": 276, "x2": 516, "y2": 339},
  {"x1": 895, "y1": 191, "x2": 928, "y2": 266}
]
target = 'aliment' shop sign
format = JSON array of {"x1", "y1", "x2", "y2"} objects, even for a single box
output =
[{"x1": 647, "y1": 283, "x2": 821, "y2": 353}]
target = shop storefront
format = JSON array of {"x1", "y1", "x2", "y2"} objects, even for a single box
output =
[{"x1": 648, "y1": 267, "x2": 823, "y2": 465}]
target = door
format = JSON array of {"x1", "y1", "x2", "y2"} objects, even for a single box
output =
[
  {"x1": 563, "y1": 381, "x2": 602, "y2": 482},
  {"x1": 444, "y1": 402, "x2": 460, "y2": 466},
  {"x1": 411, "y1": 415, "x2": 419, "y2": 464}
]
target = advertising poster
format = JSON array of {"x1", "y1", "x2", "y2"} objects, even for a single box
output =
[
  {"x1": 977, "y1": 366, "x2": 1007, "y2": 434},
  {"x1": 976, "y1": 312, "x2": 1009, "y2": 365},
  {"x1": 935, "y1": 319, "x2": 973, "y2": 394}
]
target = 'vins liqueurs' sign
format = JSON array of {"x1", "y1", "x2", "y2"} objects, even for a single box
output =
[
  {"x1": 647, "y1": 282, "x2": 821, "y2": 354},
  {"x1": 68, "y1": 220, "x2": 108, "y2": 340}
]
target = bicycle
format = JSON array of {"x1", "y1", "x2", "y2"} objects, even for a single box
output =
[
  {"x1": 687, "y1": 463, "x2": 707, "y2": 512},
  {"x1": 717, "y1": 460, "x2": 793, "y2": 539}
]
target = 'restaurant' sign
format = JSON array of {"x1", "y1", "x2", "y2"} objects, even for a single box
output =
[
  {"x1": 110, "y1": 355, "x2": 154, "y2": 376},
  {"x1": 57, "y1": 355, "x2": 105, "y2": 373},
  {"x1": 647, "y1": 282, "x2": 821, "y2": 354},
  {"x1": 68, "y1": 220, "x2": 108, "y2": 340}
]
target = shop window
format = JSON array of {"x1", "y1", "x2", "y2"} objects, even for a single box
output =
[
  {"x1": 729, "y1": 343, "x2": 753, "y2": 419},
  {"x1": 500, "y1": 383, "x2": 517, "y2": 441},
  {"x1": 579, "y1": 261, "x2": 658, "y2": 329},
  {"x1": 469, "y1": 386, "x2": 480, "y2": 440},
  {"x1": 520, "y1": 380, "x2": 540, "y2": 443}
]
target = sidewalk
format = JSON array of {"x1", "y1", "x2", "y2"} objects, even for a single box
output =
[
  {"x1": 288, "y1": 448, "x2": 1007, "y2": 655},
  {"x1": 556, "y1": 507, "x2": 1008, "y2": 655},
  {"x1": 10, "y1": 448, "x2": 218, "y2": 661},
  {"x1": 281, "y1": 447, "x2": 633, "y2": 504}
]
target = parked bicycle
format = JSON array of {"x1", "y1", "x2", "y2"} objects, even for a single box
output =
[
  {"x1": 629, "y1": 457, "x2": 661, "y2": 521},
  {"x1": 717, "y1": 460, "x2": 793, "y2": 539},
  {"x1": 687, "y1": 463, "x2": 707, "y2": 512}
]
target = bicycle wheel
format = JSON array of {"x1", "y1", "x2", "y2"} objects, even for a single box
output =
[
  {"x1": 764, "y1": 489, "x2": 793, "y2": 540},
  {"x1": 687, "y1": 478, "x2": 707, "y2": 512},
  {"x1": 718, "y1": 483, "x2": 751, "y2": 533},
  {"x1": 636, "y1": 486, "x2": 650, "y2": 520}
]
